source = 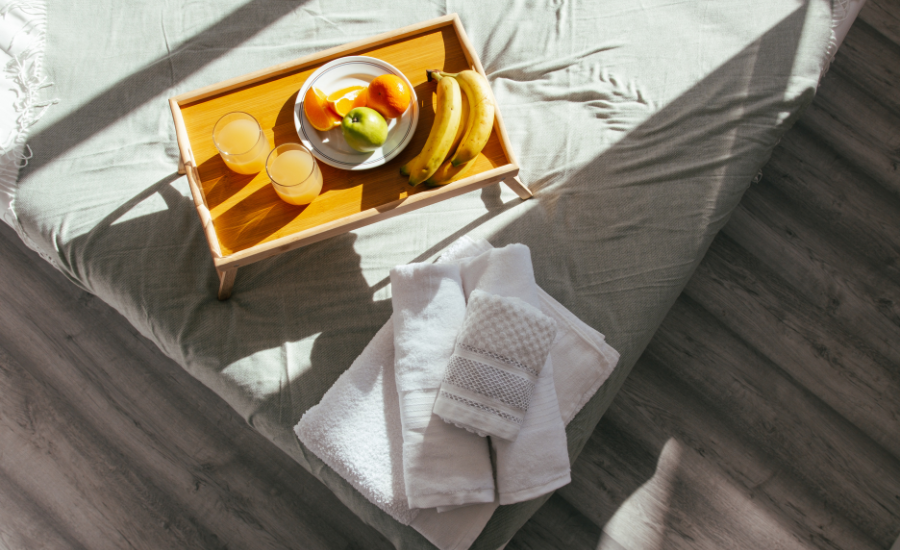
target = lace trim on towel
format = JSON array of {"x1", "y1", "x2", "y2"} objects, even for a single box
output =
[
  {"x1": 445, "y1": 355, "x2": 534, "y2": 411},
  {"x1": 457, "y1": 342, "x2": 539, "y2": 377},
  {"x1": 439, "y1": 391, "x2": 522, "y2": 438}
]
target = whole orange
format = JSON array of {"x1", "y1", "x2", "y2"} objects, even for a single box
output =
[{"x1": 366, "y1": 74, "x2": 411, "y2": 119}]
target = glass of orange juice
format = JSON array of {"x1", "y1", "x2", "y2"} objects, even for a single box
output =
[
  {"x1": 266, "y1": 143, "x2": 324, "y2": 205},
  {"x1": 212, "y1": 112, "x2": 269, "y2": 175}
]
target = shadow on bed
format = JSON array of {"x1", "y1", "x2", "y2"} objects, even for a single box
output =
[{"x1": 22, "y1": 2, "x2": 817, "y2": 548}]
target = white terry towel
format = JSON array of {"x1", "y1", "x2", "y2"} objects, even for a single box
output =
[
  {"x1": 390, "y1": 263, "x2": 495, "y2": 509},
  {"x1": 295, "y1": 237, "x2": 621, "y2": 550},
  {"x1": 293, "y1": 321, "x2": 417, "y2": 525},
  {"x1": 456, "y1": 245, "x2": 572, "y2": 504}
]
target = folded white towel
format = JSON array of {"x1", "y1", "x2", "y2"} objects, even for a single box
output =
[
  {"x1": 295, "y1": 237, "x2": 620, "y2": 550},
  {"x1": 390, "y1": 263, "x2": 495, "y2": 509},
  {"x1": 434, "y1": 289, "x2": 558, "y2": 441},
  {"x1": 293, "y1": 321, "x2": 417, "y2": 525},
  {"x1": 454, "y1": 245, "x2": 572, "y2": 504},
  {"x1": 493, "y1": 354, "x2": 570, "y2": 504}
]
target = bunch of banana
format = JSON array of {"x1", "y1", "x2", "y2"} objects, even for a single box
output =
[{"x1": 401, "y1": 69, "x2": 495, "y2": 187}]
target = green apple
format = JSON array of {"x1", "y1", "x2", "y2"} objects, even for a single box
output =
[{"x1": 341, "y1": 107, "x2": 388, "y2": 153}]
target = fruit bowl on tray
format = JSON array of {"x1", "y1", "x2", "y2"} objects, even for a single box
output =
[{"x1": 294, "y1": 56, "x2": 419, "y2": 171}]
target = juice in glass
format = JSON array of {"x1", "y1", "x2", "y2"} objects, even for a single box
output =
[
  {"x1": 212, "y1": 112, "x2": 268, "y2": 175},
  {"x1": 266, "y1": 143, "x2": 323, "y2": 205}
]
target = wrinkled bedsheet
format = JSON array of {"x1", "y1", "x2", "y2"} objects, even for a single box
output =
[{"x1": 11, "y1": 0, "x2": 836, "y2": 547}]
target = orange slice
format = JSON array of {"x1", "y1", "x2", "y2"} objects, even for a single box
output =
[
  {"x1": 352, "y1": 88, "x2": 368, "y2": 109},
  {"x1": 326, "y1": 85, "x2": 366, "y2": 118},
  {"x1": 303, "y1": 87, "x2": 341, "y2": 131}
]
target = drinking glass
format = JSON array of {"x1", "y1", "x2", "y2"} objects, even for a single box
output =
[
  {"x1": 212, "y1": 112, "x2": 268, "y2": 175},
  {"x1": 266, "y1": 143, "x2": 324, "y2": 205}
]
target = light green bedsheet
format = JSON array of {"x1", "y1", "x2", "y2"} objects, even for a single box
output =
[{"x1": 12, "y1": 0, "x2": 834, "y2": 547}]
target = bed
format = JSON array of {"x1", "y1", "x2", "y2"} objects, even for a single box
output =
[{"x1": 0, "y1": 0, "x2": 854, "y2": 547}]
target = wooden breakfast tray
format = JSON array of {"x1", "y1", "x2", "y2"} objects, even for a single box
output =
[{"x1": 169, "y1": 14, "x2": 530, "y2": 299}]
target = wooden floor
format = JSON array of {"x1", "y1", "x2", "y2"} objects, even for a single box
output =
[{"x1": 2, "y1": 2, "x2": 899, "y2": 549}]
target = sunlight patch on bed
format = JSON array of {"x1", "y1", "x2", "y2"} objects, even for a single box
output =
[
  {"x1": 221, "y1": 333, "x2": 321, "y2": 404},
  {"x1": 110, "y1": 187, "x2": 170, "y2": 226}
]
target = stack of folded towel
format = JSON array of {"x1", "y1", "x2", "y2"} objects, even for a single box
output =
[{"x1": 295, "y1": 237, "x2": 620, "y2": 550}]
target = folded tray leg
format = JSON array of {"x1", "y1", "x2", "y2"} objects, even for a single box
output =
[
  {"x1": 503, "y1": 176, "x2": 533, "y2": 200},
  {"x1": 217, "y1": 267, "x2": 237, "y2": 300}
]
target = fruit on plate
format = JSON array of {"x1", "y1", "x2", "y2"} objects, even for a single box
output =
[
  {"x1": 303, "y1": 87, "x2": 342, "y2": 131},
  {"x1": 327, "y1": 85, "x2": 366, "y2": 118},
  {"x1": 352, "y1": 89, "x2": 368, "y2": 109},
  {"x1": 429, "y1": 69, "x2": 495, "y2": 167},
  {"x1": 341, "y1": 107, "x2": 388, "y2": 152},
  {"x1": 366, "y1": 74, "x2": 412, "y2": 119},
  {"x1": 399, "y1": 72, "x2": 462, "y2": 185}
]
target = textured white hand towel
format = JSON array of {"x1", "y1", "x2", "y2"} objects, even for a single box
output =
[
  {"x1": 434, "y1": 289, "x2": 557, "y2": 441},
  {"x1": 295, "y1": 237, "x2": 620, "y2": 550},
  {"x1": 391, "y1": 263, "x2": 495, "y2": 509},
  {"x1": 455, "y1": 245, "x2": 572, "y2": 504}
]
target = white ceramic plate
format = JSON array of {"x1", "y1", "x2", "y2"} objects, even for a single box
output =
[{"x1": 294, "y1": 56, "x2": 418, "y2": 171}]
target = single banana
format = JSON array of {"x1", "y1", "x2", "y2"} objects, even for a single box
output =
[
  {"x1": 448, "y1": 91, "x2": 469, "y2": 159},
  {"x1": 425, "y1": 156, "x2": 477, "y2": 187},
  {"x1": 400, "y1": 71, "x2": 463, "y2": 186},
  {"x1": 404, "y1": 92, "x2": 468, "y2": 176},
  {"x1": 430, "y1": 69, "x2": 494, "y2": 167},
  {"x1": 421, "y1": 92, "x2": 469, "y2": 187}
]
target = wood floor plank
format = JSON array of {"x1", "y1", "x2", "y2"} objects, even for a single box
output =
[
  {"x1": 506, "y1": 494, "x2": 603, "y2": 550},
  {"x1": 829, "y1": 18, "x2": 900, "y2": 117},
  {"x1": 764, "y1": 130, "x2": 900, "y2": 283},
  {"x1": 561, "y1": 349, "x2": 884, "y2": 550},
  {"x1": 649, "y1": 296, "x2": 899, "y2": 548},
  {"x1": 722, "y1": 182, "x2": 900, "y2": 370},
  {"x1": 0, "y1": 349, "x2": 88, "y2": 550},
  {"x1": 858, "y1": 0, "x2": 900, "y2": 48},
  {"x1": 683, "y1": 234, "x2": 900, "y2": 460},
  {"x1": 0, "y1": 222, "x2": 393, "y2": 550},
  {"x1": 0, "y1": 343, "x2": 223, "y2": 549},
  {"x1": 797, "y1": 71, "x2": 900, "y2": 198},
  {"x1": 558, "y1": 408, "x2": 661, "y2": 534},
  {"x1": 0, "y1": 468, "x2": 85, "y2": 550}
]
